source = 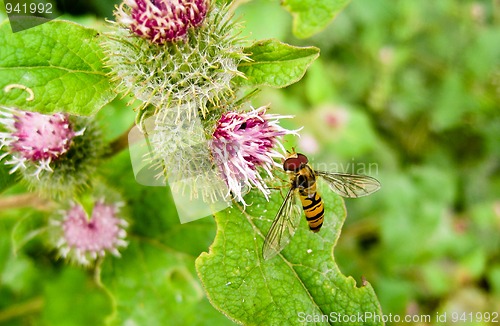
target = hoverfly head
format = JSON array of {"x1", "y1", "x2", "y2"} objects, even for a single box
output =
[{"x1": 283, "y1": 152, "x2": 309, "y2": 172}]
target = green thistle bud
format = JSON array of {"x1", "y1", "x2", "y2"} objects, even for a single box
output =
[
  {"x1": 103, "y1": 2, "x2": 247, "y2": 119},
  {"x1": 145, "y1": 103, "x2": 228, "y2": 200}
]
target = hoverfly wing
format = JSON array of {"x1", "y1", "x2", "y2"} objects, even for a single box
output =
[
  {"x1": 262, "y1": 187, "x2": 302, "y2": 260},
  {"x1": 316, "y1": 171, "x2": 380, "y2": 198}
]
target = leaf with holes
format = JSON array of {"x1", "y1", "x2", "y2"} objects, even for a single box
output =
[{"x1": 196, "y1": 180, "x2": 383, "y2": 325}]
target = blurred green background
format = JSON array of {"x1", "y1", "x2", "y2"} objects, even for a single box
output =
[
  {"x1": 243, "y1": 0, "x2": 500, "y2": 320},
  {"x1": 1, "y1": 0, "x2": 499, "y2": 324}
]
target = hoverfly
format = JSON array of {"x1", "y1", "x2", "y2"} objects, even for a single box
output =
[{"x1": 262, "y1": 152, "x2": 381, "y2": 260}]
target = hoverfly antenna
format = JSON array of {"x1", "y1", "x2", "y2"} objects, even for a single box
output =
[{"x1": 283, "y1": 153, "x2": 308, "y2": 172}]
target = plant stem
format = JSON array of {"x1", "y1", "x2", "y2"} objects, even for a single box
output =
[{"x1": 0, "y1": 193, "x2": 53, "y2": 211}]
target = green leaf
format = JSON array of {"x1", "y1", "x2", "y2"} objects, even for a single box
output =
[
  {"x1": 99, "y1": 151, "x2": 217, "y2": 257},
  {"x1": 98, "y1": 150, "x2": 232, "y2": 325},
  {"x1": 196, "y1": 181, "x2": 383, "y2": 325},
  {"x1": 100, "y1": 240, "x2": 235, "y2": 326},
  {"x1": 0, "y1": 19, "x2": 115, "y2": 115},
  {"x1": 282, "y1": 0, "x2": 351, "y2": 38},
  {"x1": 237, "y1": 39, "x2": 319, "y2": 88}
]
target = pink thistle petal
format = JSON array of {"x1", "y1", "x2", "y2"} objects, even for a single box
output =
[
  {"x1": 0, "y1": 107, "x2": 82, "y2": 176},
  {"x1": 117, "y1": 0, "x2": 209, "y2": 43},
  {"x1": 59, "y1": 201, "x2": 128, "y2": 265},
  {"x1": 11, "y1": 111, "x2": 75, "y2": 161},
  {"x1": 210, "y1": 106, "x2": 299, "y2": 204}
]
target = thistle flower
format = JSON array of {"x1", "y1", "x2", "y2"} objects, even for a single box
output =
[
  {"x1": 210, "y1": 106, "x2": 299, "y2": 204},
  {"x1": 116, "y1": 0, "x2": 209, "y2": 43},
  {"x1": 103, "y1": 3, "x2": 247, "y2": 120},
  {"x1": 0, "y1": 108, "x2": 106, "y2": 198},
  {"x1": 54, "y1": 200, "x2": 128, "y2": 266},
  {"x1": 0, "y1": 107, "x2": 83, "y2": 177}
]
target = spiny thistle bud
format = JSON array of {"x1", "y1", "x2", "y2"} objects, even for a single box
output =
[
  {"x1": 53, "y1": 200, "x2": 128, "y2": 266},
  {"x1": 116, "y1": 0, "x2": 209, "y2": 43},
  {"x1": 0, "y1": 107, "x2": 83, "y2": 176},
  {"x1": 142, "y1": 105, "x2": 297, "y2": 210},
  {"x1": 146, "y1": 102, "x2": 229, "y2": 206},
  {"x1": 210, "y1": 106, "x2": 299, "y2": 204},
  {"x1": 0, "y1": 108, "x2": 107, "y2": 198},
  {"x1": 103, "y1": 2, "x2": 247, "y2": 119}
]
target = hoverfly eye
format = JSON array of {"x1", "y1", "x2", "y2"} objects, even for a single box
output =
[{"x1": 283, "y1": 153, "x2": 309, "y2": 172}]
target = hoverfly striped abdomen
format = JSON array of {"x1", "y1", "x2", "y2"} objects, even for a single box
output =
[
  {"x1": 284, "y1": 154, "x2": 325, "y2": 233},
  {"x1": 262, "y1": 152, "x2": 380, "y2": 260},
  {"x1": 299, "y1": 184, "x2": 324, "y2": 232}
]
